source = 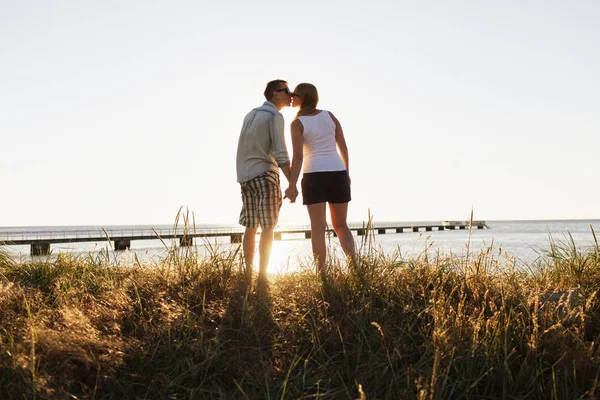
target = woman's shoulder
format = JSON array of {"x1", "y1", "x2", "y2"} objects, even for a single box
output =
[
  {"x1": 305, "y1": 109, "x2": 324, "y2": 117},
  {"x1": 323, "y1": 110, "x2": 338, "y2": 122},
  {"x1": 291, "y1": 118, "x2": 304, "y2": 128}
]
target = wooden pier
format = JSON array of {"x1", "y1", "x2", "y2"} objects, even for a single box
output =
[{"x1": 1, "y1": 221, "x2": 488, "y2": 255}]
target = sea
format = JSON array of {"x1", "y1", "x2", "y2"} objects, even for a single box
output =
[{"x1": 1, "y1": 220, "x2": 599, "y2": 274}]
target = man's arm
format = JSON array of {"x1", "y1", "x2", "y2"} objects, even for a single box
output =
[
  {"x1": 270, "y1": 114, "x2": 291, "y2": 173},
  {"x1": 284, "y1": 119, "x2": 304, "y2": 202},
  {"x1": 280, "y1": 163, "x2": 291, "y2": 182}
]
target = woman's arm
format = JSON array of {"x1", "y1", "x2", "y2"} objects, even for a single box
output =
[
  {"x1": 285, "y1": 119, "x2": 304, "y2": 202},
  {"x1": 329, "y1": 112, "x2": 350, "y2": 182}
]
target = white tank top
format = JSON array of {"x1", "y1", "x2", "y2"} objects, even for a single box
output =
[{"x1": 298, "y1": 110, "x2": 346, "y2": 173}]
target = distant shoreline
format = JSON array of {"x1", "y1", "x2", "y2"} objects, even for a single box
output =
[{"x1": 2, "y1": 218, "x2": 600, "y2": 230}]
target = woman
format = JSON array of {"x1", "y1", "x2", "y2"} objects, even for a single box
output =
[{"x1": 285, "y1": 83, "x2": 355, "y2": 272}]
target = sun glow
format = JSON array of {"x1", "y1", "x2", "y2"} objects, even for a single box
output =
[{"x1": 264, "y1": 239, "x2": 313, "y2": 275}]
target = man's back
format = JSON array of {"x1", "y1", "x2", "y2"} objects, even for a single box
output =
[{"x1": 236, "y1": 101, "x2": 289, "y2": 183}]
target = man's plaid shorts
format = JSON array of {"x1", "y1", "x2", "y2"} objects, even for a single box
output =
[{"x1": 239, "y1": 170, "x2": 282, "y2": 229}]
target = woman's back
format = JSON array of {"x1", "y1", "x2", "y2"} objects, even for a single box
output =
[{"x1": 298, "y1": 110, "x2": 345, "y2": 173}]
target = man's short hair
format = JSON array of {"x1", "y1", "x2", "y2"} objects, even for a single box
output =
[{"x1": 264, "y1": 79, "x2": 288, "y2": 101}]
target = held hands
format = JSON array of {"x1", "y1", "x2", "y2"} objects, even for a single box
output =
[{"x1": 284, "y1": 186, "x2": 299, "y2": 203}]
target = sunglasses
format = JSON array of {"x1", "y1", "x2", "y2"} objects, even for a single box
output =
[{"x1": 275, "y1": 88, "x2": 292, "y2": 96}]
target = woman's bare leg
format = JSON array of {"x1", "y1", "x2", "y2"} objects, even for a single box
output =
[
  {"x1": 329, "y1": 202, "x2": 356, "y2": 263},
  {"x1": 307, "y1": 202, "x2": 327, "y2": 272}
]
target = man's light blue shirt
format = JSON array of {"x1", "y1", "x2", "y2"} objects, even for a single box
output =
[{"x1": 236, "y1": 101, "x2": 290, "y2": 183}]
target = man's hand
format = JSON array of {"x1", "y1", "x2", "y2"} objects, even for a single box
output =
[{"x1": 284, "y1": 186, "x2": 298, "y2": 203}]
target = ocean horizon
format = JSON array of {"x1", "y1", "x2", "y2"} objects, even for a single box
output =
[
  {"x1": 2, "y1": 219, "x2": 599, "y2": 274},
  {"x1": 1, "y1": 217, "x2": 597, "y2": 228}
]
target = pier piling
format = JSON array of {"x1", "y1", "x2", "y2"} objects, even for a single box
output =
[
  {"x1": 114, "y1": 239, "x2": 130, "y2": 251},
  {"x1": 179, "y1": 236, "x2": 193, "y2": 246},
  {"x1": 31, "y1": 243, "x2": 50, "y2": 256}
]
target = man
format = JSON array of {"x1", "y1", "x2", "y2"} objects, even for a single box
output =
[{"x1": 236, "y1": 79, "x2": 296, "y2": 285}]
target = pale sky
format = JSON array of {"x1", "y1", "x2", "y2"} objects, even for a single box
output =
[{"x1": 1, "y1": 1, "x2": 598, "y2": 227}]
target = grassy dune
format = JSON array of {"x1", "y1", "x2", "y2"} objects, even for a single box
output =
[{"x1": 1, "y1": 229, "x2": 599, "y2": 399}]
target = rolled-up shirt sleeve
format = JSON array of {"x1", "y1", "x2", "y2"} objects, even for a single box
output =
[{"x1": 270, "y1": 114, "x2": 290, "y2": 167}]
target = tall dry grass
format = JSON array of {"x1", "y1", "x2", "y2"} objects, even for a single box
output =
[{"x1": 0, "y1": 224, "x2": 599, "y2": 399}]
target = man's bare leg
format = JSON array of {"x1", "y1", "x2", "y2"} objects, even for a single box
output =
[
  {"x1": 258, "y1": 227, "x2": 274, "y2": 281},
  {"x1": 243, "y1": 227, "x2": 257, "y2": 284}
]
